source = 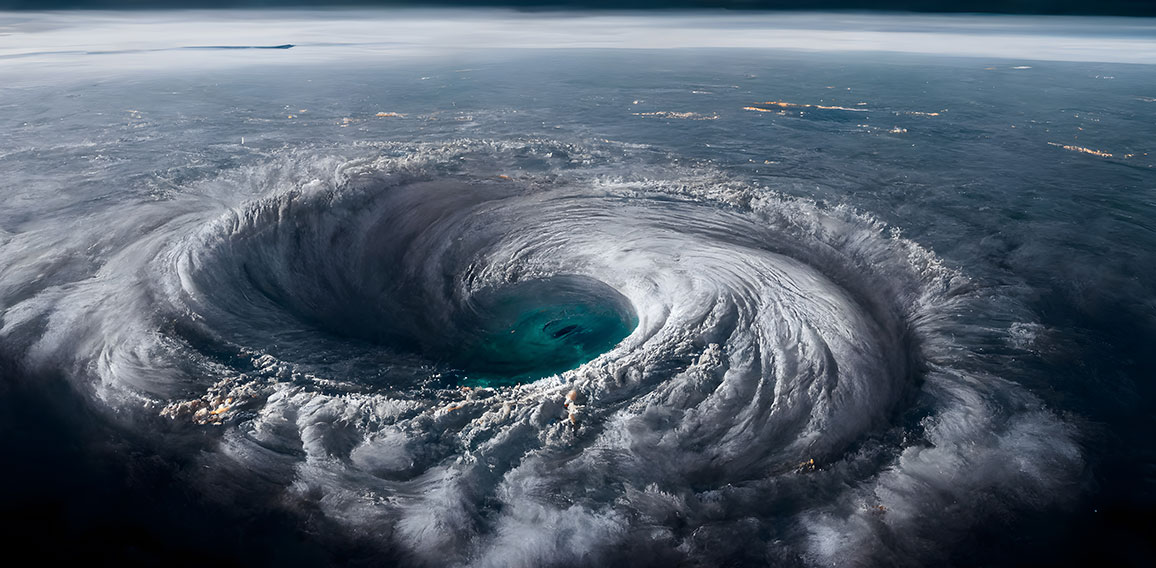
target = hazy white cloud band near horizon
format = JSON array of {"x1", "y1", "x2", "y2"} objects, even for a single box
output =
[{"x1": 2, "y1": 9, "x2": 1154, "y2": 77}]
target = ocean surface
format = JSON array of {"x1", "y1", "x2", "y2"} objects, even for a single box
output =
[{"x1": 1, "y1": 10, "x2": 1153, "y2": 566}]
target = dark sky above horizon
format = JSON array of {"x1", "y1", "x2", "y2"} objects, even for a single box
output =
[{"x1": 1, "y1": 0, "x2": 1153, "y2": 17}]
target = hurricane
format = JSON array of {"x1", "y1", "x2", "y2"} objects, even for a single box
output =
[
  {"x1": 5, "y1": 7, "x2": 1155, "y2": 566},
  {"x1": 0, "y1": 136, "x2": 1083, "y2": 565}
]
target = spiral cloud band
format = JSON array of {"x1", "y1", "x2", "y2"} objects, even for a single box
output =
[{"x1": 0, "y1": 140, "x2": 1080, "y2": 566}]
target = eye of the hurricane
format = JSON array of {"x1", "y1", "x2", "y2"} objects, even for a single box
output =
[{"x1": 448, "y1": 276, "x2": 638, "y2": 387}]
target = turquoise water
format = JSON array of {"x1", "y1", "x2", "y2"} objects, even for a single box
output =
[{"x1": 451, "y1": 277, "x2": 638, "y2": 386}]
